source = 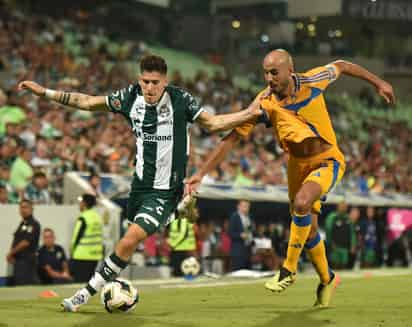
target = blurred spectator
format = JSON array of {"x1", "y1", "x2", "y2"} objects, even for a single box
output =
[
  {"x1": 167, "y1": 217, "x2": 196, "y2": 276},
  {"x1": 0, "y1": 89, "x2": 6, "y2": 107},
  {"x1": 23, "y1": 171, "x2": 51, "y2": 204},
  {"x1": 277, "y1": 227, "x2": 290, "y2": 260},
  {"x1": 387, "y1": 232, "x2": 410, "y2": 267},
  {"x1": 0, "y1": 184, "x2": 8, "y2": 203},
  {"x1": 347, "y1": 206, "x2": 362, "y2": 269},
  {"x1": 70, "y1": 194, "x2": 103, "y2": 282},
  {"x1": 144, "y1": 230, "x2": 170, "y2": 266},
  {"x1": 228, "y1": 200, "x2": 253, "y2": 271},
  {"x1": 234, "y1": 165, "x2": 255, "y2": 187},
  {"x1": 359, "y1": 206, "x2": 378, "y2": 268},
  {"x1": 89, "y1": 172, "x2": 102, "y2": 197},
  {"x1": 144, "y1": 232, "x2": 160, "y2": 266},
  {"x1": 38, "y1": 228, "x2": 73, "y2": 284},
  {"x1": 0, "y1": 164, "x2": 19, "y2": 203},
  {"x1": 374, "y1": 208, "x2": 386, "y2": 266},
  {"x1": 31, "y1": 139, "x2": 52, "y2": 167},
  {"x1": 6, "y1": 199, "x2": 41, "y2": 285},
  {"x1": 325, "y1": 201, "x2": 356, "y2": 269},
  {"x1": 201, "y1": 221, "x2": 225, "y2": 275},
  {"x1": 251, "y1": 224, "x2": 280, "y2": 271},
  {"x1": 217, "y1": 219, "x2": 231, "y2": 273},
  {"x1": 0, "y1": 137, "x2": 33, "y2": 191},
  {"x1": 266, "y1": 222, "x2": 283, "y2": 259}
]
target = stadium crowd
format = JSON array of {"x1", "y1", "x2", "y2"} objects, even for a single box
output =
[
  {"x1": 1, "y1": 8, "x2": 412, "y2": 285},
  {"x1": 1, "y1": 9, "x2": 411, "y2": 206}
]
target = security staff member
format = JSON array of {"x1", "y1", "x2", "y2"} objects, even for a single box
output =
[
  {"x1": 38, "y1": 228, "x2": 72, "y2": 284},
  {"x1": 7, "y1": 199, "x2": 41, "y2": 285},
  {"x1": 167, "y1": 217, "x2": 196, "y2": 276},
  {"x1": 70, "y1": 194, "x2": 103, "y2": 283}
]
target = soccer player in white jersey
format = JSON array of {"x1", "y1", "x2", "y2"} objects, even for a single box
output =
[{"x1": 18, "y1": 54, "x2": 267, "y2": 312}]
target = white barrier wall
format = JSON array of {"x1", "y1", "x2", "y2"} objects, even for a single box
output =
[{"x1": 0, "y1": 204, "x2": 121, "y2": 279}]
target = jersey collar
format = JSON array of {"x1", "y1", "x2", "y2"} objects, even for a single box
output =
[
  {"x1": 292, "y1": 73, "x2": 300, "y2": 92},
  {"x1": 145, "y1": 88, "x2": 167, "y2": 108}
]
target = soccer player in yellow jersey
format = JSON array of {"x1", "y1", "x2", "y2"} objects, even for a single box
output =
[{"x1": 186, "y1": 49, "x2": 395, "y2": 307}]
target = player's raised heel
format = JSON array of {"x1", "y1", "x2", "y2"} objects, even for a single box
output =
[
  {"x1": 61, "y1": 289, "x2": 90, "y2": 312},
  {"x1": 264, "y1": 267, "x2": 296, "y2": 293},
  {"x1": 313, "y1": 272, "x2": 338, "y2": 308}
]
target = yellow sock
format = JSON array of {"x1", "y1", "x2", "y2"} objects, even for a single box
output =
[
  {"x1": 305, "y1": 232, "x2": 332, "y2": 285},
  {"x1": 283, "y1": 213, "x2": 311, "y2": 273}
]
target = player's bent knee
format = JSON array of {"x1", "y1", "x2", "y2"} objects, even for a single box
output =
[
  {"x1": 293, "y1": 196, "x2": 312, "y2": 215},
  {"x1": 308, "y1": 226, "x2": 318, "y2": 241}
]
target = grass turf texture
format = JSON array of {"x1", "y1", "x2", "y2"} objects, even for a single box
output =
[{"x1": 0, "y1": 273, "x2": 410, "y2": 327}]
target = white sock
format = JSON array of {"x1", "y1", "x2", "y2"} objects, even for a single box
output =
[{"x1": 87, "y1": 272, "x2": 106, "y2": 294}]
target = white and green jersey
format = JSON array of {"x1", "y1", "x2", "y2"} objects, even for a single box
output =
[{"x1": 105, "y1": 84, "x2": 203, "y2": 191}]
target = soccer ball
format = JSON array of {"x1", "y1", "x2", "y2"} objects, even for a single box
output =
[
  {"x1": 180, "y1": 256, "x2": 201, "y2": 277},
  {"x1": 101, "y1": 278, "x2": 139, "y2": 313}
]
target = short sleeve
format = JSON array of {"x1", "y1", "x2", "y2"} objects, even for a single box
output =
[
  {"x1": 58, "y1": 245, "x2": 67, "y2": 262},
  {"x1": 235, "y1": 118, "x2": 257, "y2": 138},
  {"x1": 235, "y1": 89, "x2": 272, "y2": 138},
  {"x1": 182, "y1": 90, "x2": 204, "y2": 123},
  {"x1": 23, "y1": 223, "x2": 39, "y2": 244},
  {"x1": 298, "y1": 64, "x2": 340, "y2": 91},
  {"x1": 105, "y1": 84, "x2": 137, "y2": 114}
]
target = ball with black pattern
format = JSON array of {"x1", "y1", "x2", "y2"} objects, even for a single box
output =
[{"x1": 101, "y1": 278, "x2": 139, "y2": 313}]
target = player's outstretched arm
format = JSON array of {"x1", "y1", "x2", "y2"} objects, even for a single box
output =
[
  {"x1": 331, "y1": 60, "x2": 395, "y2": 105},
  {"x1": 185, "y1": 130, "x2": 241, "y2": 195},
  {"x1": 196, "y1": 92, "x2": 266, "y2": 133},
  {"x1": 18, "y1": 81, "x2": 108, "y2": 112}
]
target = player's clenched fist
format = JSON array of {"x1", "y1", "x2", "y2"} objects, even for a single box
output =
[{"x1": 17, "y1": 81, "x2": 46, "y2": 96}]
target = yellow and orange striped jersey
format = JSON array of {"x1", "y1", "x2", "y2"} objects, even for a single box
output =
[{"x1": 236, "y1": 64, "x2": 342, "y2": 152}]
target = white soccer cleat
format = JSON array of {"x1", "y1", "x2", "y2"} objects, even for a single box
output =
[{"x1": 61, "y1": 289, "x2": 90, "y2": 312}]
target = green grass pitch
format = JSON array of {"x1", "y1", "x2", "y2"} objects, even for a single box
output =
[{"x1": 0, "y1": 271, "x2": 411, "y2": 327}]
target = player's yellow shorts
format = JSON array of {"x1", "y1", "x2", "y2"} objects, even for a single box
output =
[{"x1": 288, "y1": 146, "x2": 345, "y2": 214}]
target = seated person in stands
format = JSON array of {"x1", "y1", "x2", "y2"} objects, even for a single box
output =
[
  {"x1": 38, "y1": 228, "x2": 73, "y2": 284},
  {"x1": 252, "y1": 224, "x2": 280, "y2": 271}
]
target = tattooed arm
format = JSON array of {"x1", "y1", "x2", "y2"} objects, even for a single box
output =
[{"x1": 18, "y1": 81, "x2": 108, "y2": 112}]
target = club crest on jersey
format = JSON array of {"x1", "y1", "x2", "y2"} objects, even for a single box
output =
[
  {"x1": 158, "y1": 104, "x2": 170, "y2": 118},
  {"x1": 110, "y1": 97, "x2": 122, "y2": 110}
]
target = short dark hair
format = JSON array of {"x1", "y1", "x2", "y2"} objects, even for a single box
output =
[
  {"x1": 140, "y1": 55, "x2": 167, "y2": 75},
  {"x1": 20, "y1": 199, "x2": 33, "y2": 207},
  {"x1": 43, "y1": 227, "x2": 54, "y2": 234},
  {"x1": 33, "y1": 171, "x2": 47, "y2": 180},
  {"x1": 81, "y1": 193, "x2": 97, "y2": 208}
]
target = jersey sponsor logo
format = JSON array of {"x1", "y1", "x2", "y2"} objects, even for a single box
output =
[
  {"x1": 110, "y1": 97, "x2": 122, "y2": 110},
  {"x1": 158, "y1": 104, "x2": 170, "y2": 118},
  {"x1": 143, "y1": 133, "x2": 172, "y2": 142}
]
